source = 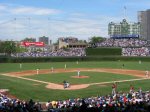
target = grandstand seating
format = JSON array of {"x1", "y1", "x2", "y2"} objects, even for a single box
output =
[
  {"x1": 1, "y1": 89, "x2": 150, "y2": 112},
  {"x1": 11, "y1": 39, "x2": 150, "y2": 57}
]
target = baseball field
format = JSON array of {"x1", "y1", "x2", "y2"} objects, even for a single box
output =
[{"x1": 0, "y1": 61, "x2": 150, "y2": 101}]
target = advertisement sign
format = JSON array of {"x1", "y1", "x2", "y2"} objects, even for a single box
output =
[{"x1": 21, "y1": 42, "x2": 45, "y2": 47}]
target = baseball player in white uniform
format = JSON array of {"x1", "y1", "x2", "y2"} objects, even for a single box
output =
[
  {"x1": 20, "y1": 63, "x2": 22, "y2": 69},
  {"x1": 77, "y1": 70, "x2": 80, "y2": 77},
  {"x1": 51, "y1": 67, "x2": 54, "y2": 72},
  {"x1": 145, "y1": 70, "x2": 149, "y2": 77},
  {"x1": 36, "y1": 69, "x2": 39, "y2": 75},
  {"x1": 64, "y1": 64, "x2": 67, "y2": 69},
  {"x1": 139, "y1": 60, "x2": 141, "y2": 64},
  {"x1": 76, "y1": 61, "x2": 78, "y2": 64}
]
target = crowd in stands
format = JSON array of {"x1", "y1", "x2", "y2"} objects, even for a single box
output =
[
  {"x1": 12, "y1": 48, "x2": 86, "y2": 57},
  {"x1": 94, "y1": 38, "x2": 150, "y2": 56},
  {"x1": 11, "y1": 39, "x2": 150, "y2": 57},
  {"x1": 95, "y1": 39, "x2": 148, "y2": 47},
  {"x1": 1, "y1": 87, "x2": 150, "y2": 112},
  {"x1": 122, "y1": 47, "x2": 149, "y2": 56},
  {"x1": 0, "y1": 93, "x2": 42, "y2": 112}
]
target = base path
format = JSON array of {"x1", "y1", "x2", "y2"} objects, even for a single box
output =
[
  {"x1": 71, "y1": 75, "x2": 89, "y2": 78},
  {"x1": 3, "y1": 68, "x2": 149, "y2": 90}
]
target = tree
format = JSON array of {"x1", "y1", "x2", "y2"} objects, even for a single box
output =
[
  {"x1": 16, "y1": 47, "x2": 28, "y2": 53},
  {"x1": 0, "y1": 41, "x2": 17, "y2": 56},
  {"x1": 89, "y1": 36, "x2": 105, "y2": 44},
  {"x1": 0, "y1": 41, "x2": 3, "y2": 53},
  {"x1": 78, "y1": 40, "x2": 87, "y2": 43}
]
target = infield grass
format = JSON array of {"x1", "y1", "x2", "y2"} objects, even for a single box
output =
[{"x1": 25, "y1": 72, "x2": 138, "y2": 84}]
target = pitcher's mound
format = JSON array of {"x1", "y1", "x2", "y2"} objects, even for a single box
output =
[{"x1": 71, "y1": 76, "x2": 89, "y2": 78}]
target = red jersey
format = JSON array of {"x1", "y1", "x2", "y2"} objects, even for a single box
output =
[
  {"x1": 112, "y1": 84, "x2": 117, "y2": 89},
  {"x1": 130, "y1": 86, "x2": 134, "y2": 90}
]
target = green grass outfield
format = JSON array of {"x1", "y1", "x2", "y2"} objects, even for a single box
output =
[{"x1": 0, "y1": 61, "x2": 150, "y2": 101}]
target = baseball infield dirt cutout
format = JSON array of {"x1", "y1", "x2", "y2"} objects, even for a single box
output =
[{"x1": 4, "y1": 68, "x2": 148, "y2": 90}]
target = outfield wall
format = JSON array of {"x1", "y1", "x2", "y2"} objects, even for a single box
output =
[{"x1": 1, "y1": 56, "x2": 150, "y2": 63}]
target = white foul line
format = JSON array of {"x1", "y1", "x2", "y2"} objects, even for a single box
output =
[{"x1": 90, "y1": 77, "x2": 150, "y2": 85}]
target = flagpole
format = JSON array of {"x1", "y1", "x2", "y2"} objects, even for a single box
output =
[{"x1": 124, "y1": 6, "x2": 126, "y2": 19}]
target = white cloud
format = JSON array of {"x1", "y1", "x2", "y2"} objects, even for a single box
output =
[
  {"x1": 0, "y1": 3, "x2": 124, "y2": 41},
  {"x1": 10, "y1": 7, "x2": 61, "y2": 15},
  {"x1": 0, "y1": 14, "x2": 124, "y2": 41},
  {"x1": 0, "y1": 4, "x2": 6, "y2": 10},
  {"x1": 44, "y1": 16, "x2": 114, "y2": 41},
  {"x1": 70, "y1": 13, "x2": 86, "y2": 17},
  {"x1": 0, "y1": 4, "x2": 61, "y2": 15}
]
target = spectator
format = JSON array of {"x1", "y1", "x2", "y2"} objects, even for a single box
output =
[{"x1": 12, "y1": 48, "x2": 86, "y2": 57}]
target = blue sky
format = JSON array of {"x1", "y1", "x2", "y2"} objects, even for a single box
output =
[{"x1": 0, "y1": 0, "x2": 150, "y2": 42}]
